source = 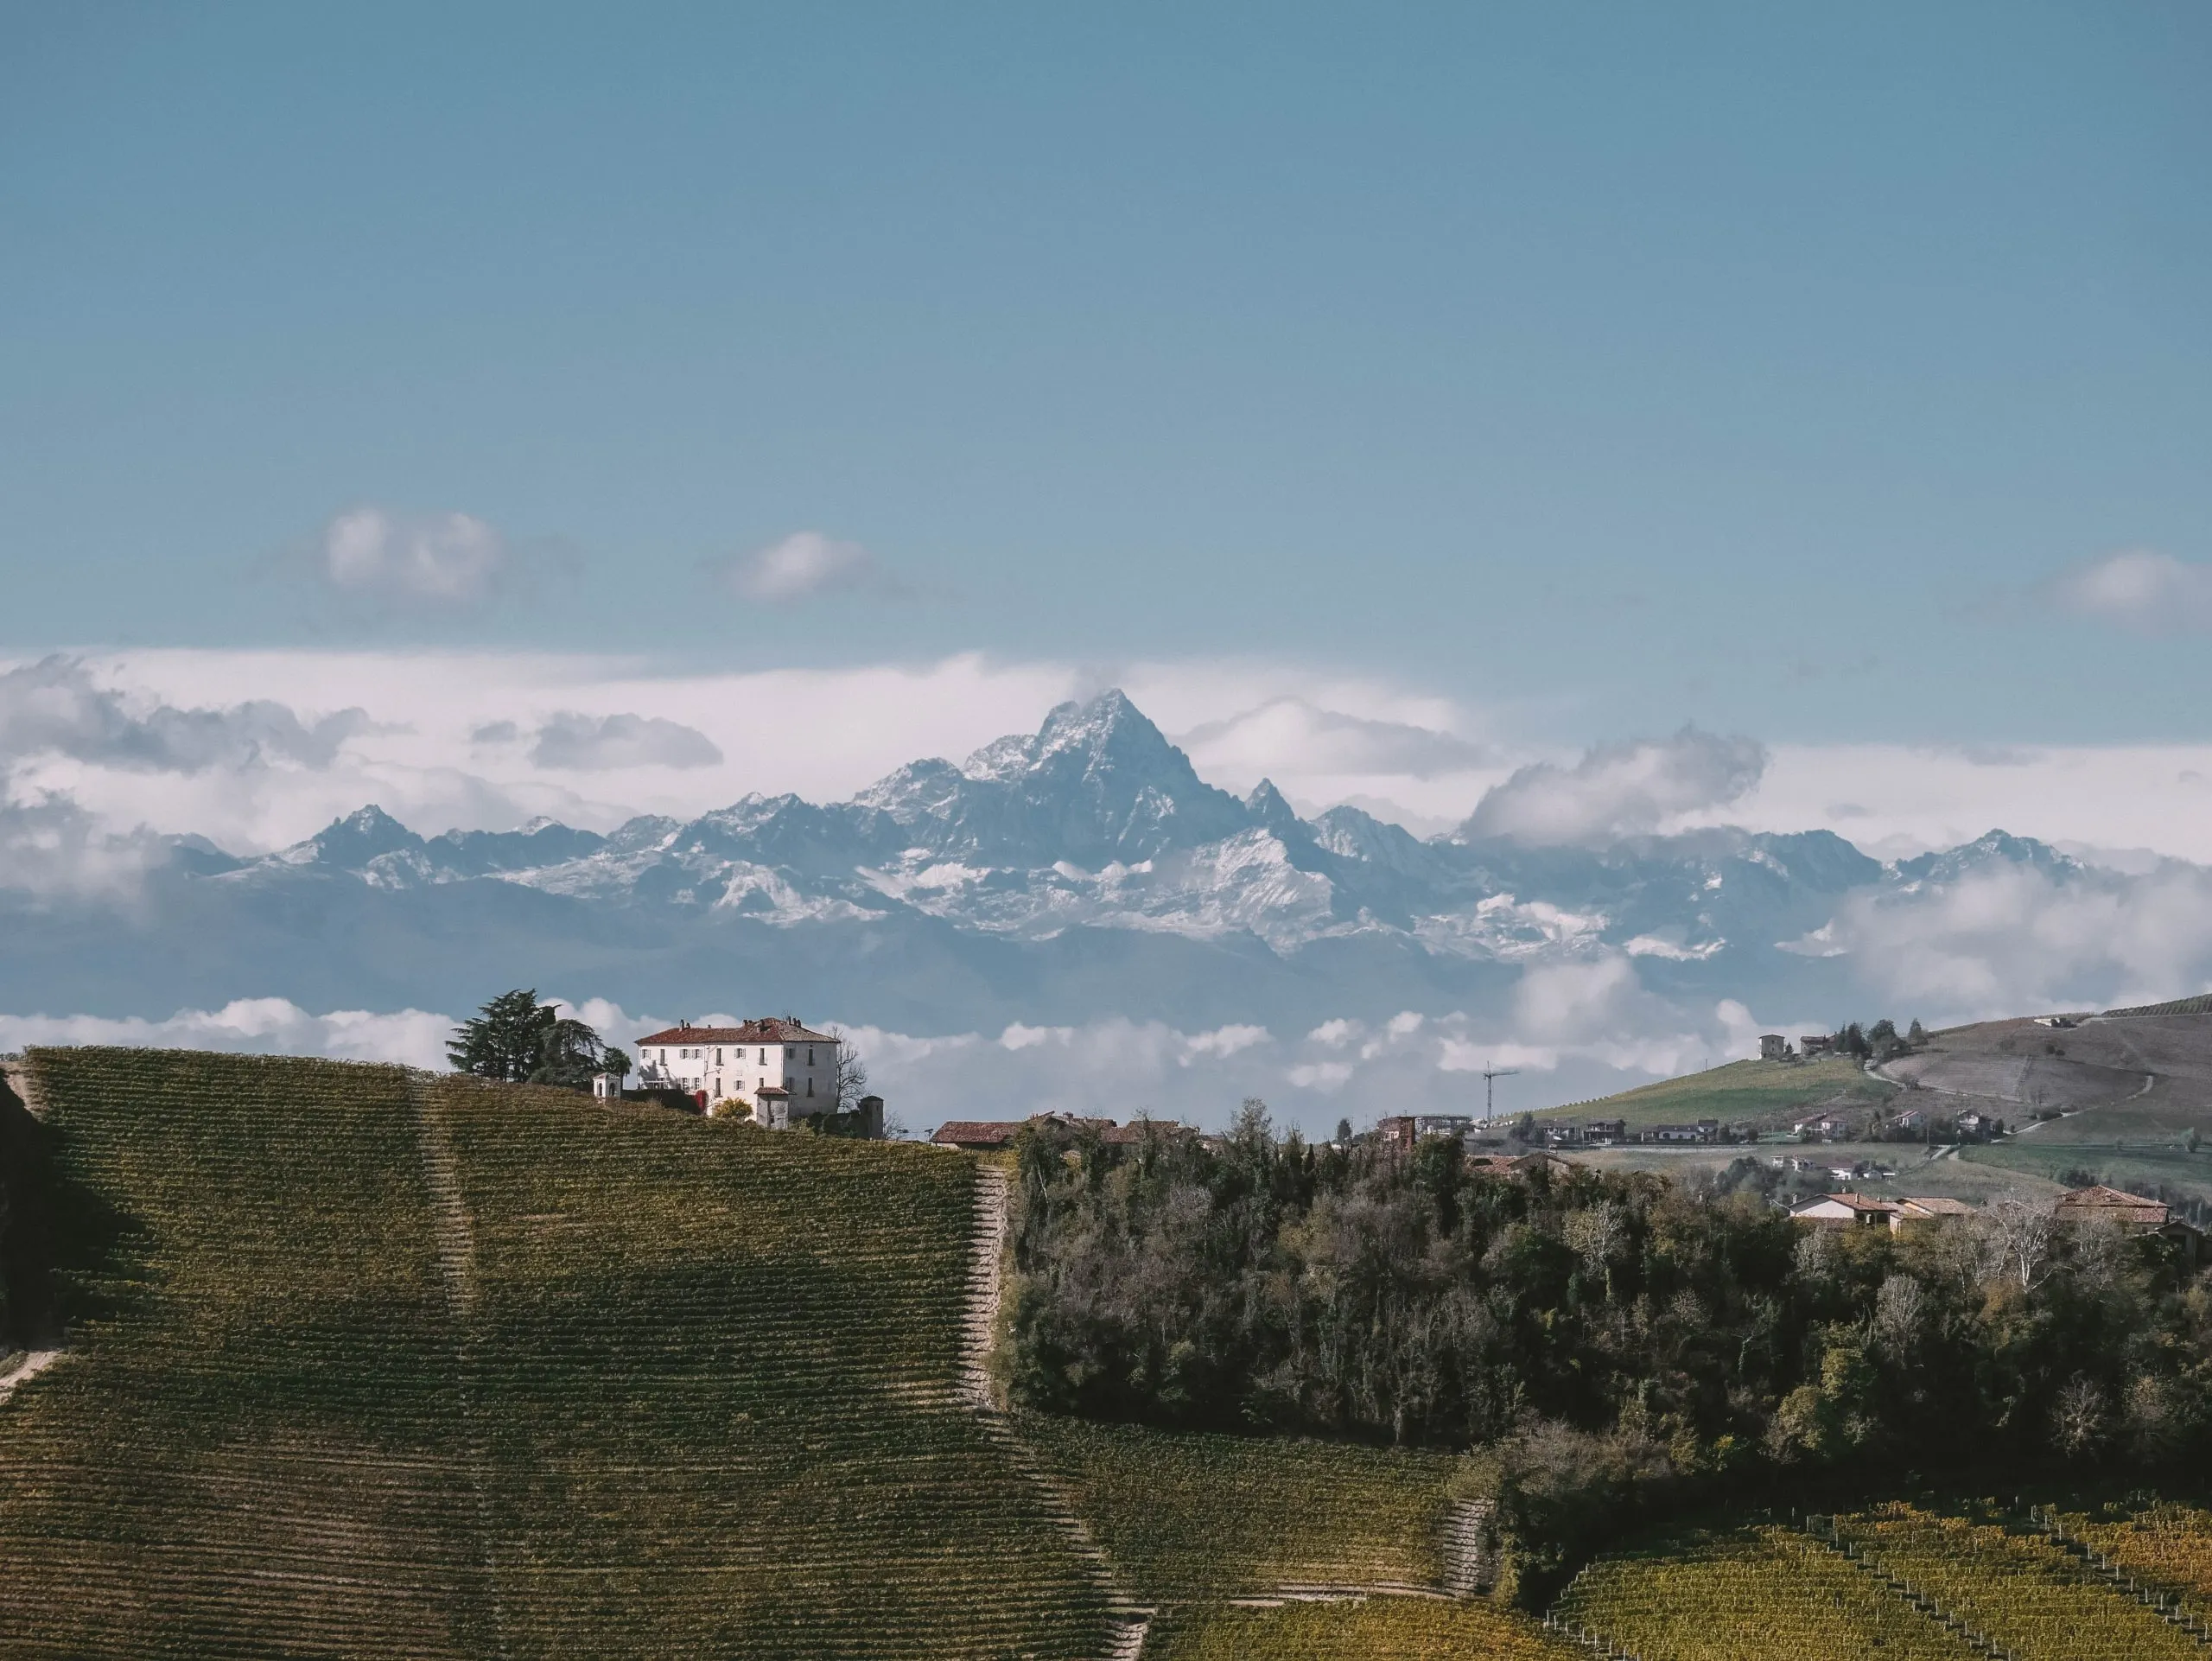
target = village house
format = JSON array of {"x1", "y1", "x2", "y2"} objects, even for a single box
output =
[
  {"x1": 1792, "y1": 1193, "x2": 1983, "y2": 1234},
  {"x1": 1795, "y1": 1111, "x2": 1849, "y2": 1140},
  {"x1": 1759, "y1": 1034, "x2": 1791, "y2": 1061},
  {"x1": 1584, "y1": 1118, "x2": 1627, "y2": 1146},
  {"x1": 634, "y1": 1016, "x2": 839, "y2": 1126},
  {"x1": 1789, "y1": 1193, "x2": 1899, "y2": 1229},
  {"x1": 1649, "y1": 1119, "x2": 1720, "y2": 1144},
  {"x1": 2055, "y1": 1185, "x2": 2170, "y2": 1230},
  {"x1": 930, "y1": 1112, "x2": 1176, "y2": 1151}
]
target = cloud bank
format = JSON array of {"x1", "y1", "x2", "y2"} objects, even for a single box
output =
[
  {"x1": 1465, "y1": 728, "x2": 1767, "y2": 845},
  {"x1": 0, "y1": 656, "x2": 369, "y2": 773},
  {"x1": 526, "y1": 712, "x2": 724, "y2": 771}
]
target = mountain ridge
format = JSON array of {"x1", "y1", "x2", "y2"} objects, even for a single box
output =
[{"x1": 22, "y1": 690, "x2": 2076, "y2": 1034}]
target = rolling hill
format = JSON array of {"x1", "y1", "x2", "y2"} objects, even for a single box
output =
[
  {"x1": 4, "y1": 1044, "x2": 2210, "y2": 1658},
  {"x1": 0, "y1": 1048, "x2": 1109, "y2": 1658}
]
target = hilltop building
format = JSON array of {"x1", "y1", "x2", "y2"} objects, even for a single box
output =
[
  {"x1": 2055, "y1": 1185, "x2": 2169, "y2": 1229},
  {"x1": 1791, "y1": 1193, "x2": 1976, "y2": 1232},
  {"x1": 930, "y1": 1112, "x2": 1177, "y2": 1151},
  {"x1": 1759, "y1": 1034, "x2": 1791, "y2": 1061},
  {"x1": 635, "y1": 1017, "x2": 838, "y2": 1126}
]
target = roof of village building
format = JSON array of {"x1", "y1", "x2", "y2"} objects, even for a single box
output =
[
  {"x1": 1894, "y1": 1196, "x2": 1977, "y2": 1218},
  {"x1": 636, "y1": 1017, "x2": 836, "y2": 1047},
  {"x1": 1796, "y1": 1193, "x2": 1897, "y2": 1216},
  {"x1": 932, "y1": 1121, "x2": 1022, "y2": 1147},
  {"x1": 2056, "y1": 1185, "x2": 2167, "y2": 1220},
  {"x1": 930, "y1": 1113, "x2": 1191, "y2": 1150}
]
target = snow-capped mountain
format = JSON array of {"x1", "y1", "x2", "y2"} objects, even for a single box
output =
[{"x1": 0, "y1": 690, "x2": 2088, "y2": 1034}]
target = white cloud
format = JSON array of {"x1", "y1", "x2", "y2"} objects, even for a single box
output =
[
  {"x1": 320, "y1": 507, "x2": 508, "y2": 608},
  {"x1": 528, "y1": 712, "x2": 723, "y2": 771},
  {"x1": 1178, "y1": 697, "x2": 1490, "y2": 781},
  {"x1": 0, "y1": 998, "x2": 454, "y2": 1069},
  {"x1": 1799, "y1": 861, "x2": 2212, "y2": 1022},
  {"x1": 0, "y1": 656, "x2": 368, "y2": 773},
  {"x1": 726, "y1": 531, "x2": 881, "y2": 603},
  {"x1": 2053, "y1": 548, "x2": 2212, "y2": 635},
  {"x1": 1180, "y1": 1023, "x2": 1270, "y2": 1062},
  {"x1": 0, "y1": 790, "x2": 165, "y2": 899},
  {"x1": 1465, "y1": 728, "x2": 1766, "y2": 845}
]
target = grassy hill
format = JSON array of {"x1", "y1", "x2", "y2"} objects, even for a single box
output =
[
  {"x1": 0, "y1": 1047, "x2": 1109, "y2": 1659},
  {"x1": 1536, "y1": 1053, "x2": 1892, "y2": 1131}
]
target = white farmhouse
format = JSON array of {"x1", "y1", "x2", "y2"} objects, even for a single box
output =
[{"x1": 634, "y1": 1016, "x2": 839, "y2": 1126}]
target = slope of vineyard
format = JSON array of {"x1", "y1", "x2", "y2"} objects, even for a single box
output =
[
  {"x1": 1836, "y1": 1503, "x2": 2206, "y2": 1661},
  {"x1": 2057, "y1": 1499, "x2": 2212, "y2": 1620},
  {"x1": 1155, "y1": 1594, "x2": 1573, "y2": 1659},
  {"x1": 1013, "y1": 1410, "x2": 1471, "y2": 1653},
  {"x1": 1550, "y1": 1521, "x2": 1986, "y2": 1661},
  {"x1": 0, "y1": 1048, "x2": 1108, "y2": 1659}
]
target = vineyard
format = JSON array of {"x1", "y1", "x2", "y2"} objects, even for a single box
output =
[
  {"x1": 1549, "y1": 1522, "x2": 1987, "y2": 1660},
  {"x1": 8, "y1": 1046, "x2": 2212, "y2": 1659},
  {"x1": 1550, "y1": 1503, "x2": 2212, "y2": 1661},
  {"x1": 0, "y1": 1048, "x2": 1109, "y2": 1659},
  {"x1": 1016, "y1": 1411, "x2": 1458, "y2": 1605},
  {"x1": 2056, "y1": 1499, "x2": 2212, "y2": 1620},
  {"x1": 1156, "y1": 1594, "x2": 1572, "y2": 1659},
  {"x1": 1832, "y1": 1503, "x2": 2209, "y2": 1661}
]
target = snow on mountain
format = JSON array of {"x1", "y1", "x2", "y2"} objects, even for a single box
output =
[{"x1": 0, "y1": 690, "x2": 2112, "y2": 1047}]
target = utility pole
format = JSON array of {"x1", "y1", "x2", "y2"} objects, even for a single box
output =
[{"x1": 1483, "y1": 1066, "x2": 1521, "y2": 1123}]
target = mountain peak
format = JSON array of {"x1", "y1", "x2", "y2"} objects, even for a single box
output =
[{"x1": 279, "y1": 804, "x2": 423, "y2": 869}]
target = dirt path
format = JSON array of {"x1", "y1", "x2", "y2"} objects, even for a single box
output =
[
  {"x1": 0, "y1": 1348, "x2": 62, "y2": 1403},
  {"x1": 963, "y1": 1161, "x2": 1154, "y2": 1661},
  {"x1": 410, "y1": 1076, "x2": 512, "y2": 1660}
]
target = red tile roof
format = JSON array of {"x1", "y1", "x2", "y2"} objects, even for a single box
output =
[
  {"x1": 2057, "y1": 1185, "x2": 2166, "y2": 1219},
  {"x1": 932, "y1": 1121, "x2": 1023, "y2": 1147},
  {"x1": 636, "y1": 1017, "x2": 836, "y2": 1046}
]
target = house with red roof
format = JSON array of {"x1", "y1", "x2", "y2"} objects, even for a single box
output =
[{"x1": 634, "y1": 1016, "x2": 838, "y2": 1127}]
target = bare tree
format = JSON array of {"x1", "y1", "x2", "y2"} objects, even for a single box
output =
[
  {"x1": 828, "y1": 1027, "x2": 870, "y2": 1112},
  {"x1": 1973, "y1": 1193, "x2": 2058, "y2": 1291},
  {"x1": 2051, "y1": 1373, "x2": 2107, "y2": 1456}
]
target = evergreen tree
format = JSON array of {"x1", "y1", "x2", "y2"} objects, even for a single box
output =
[{"x1": 448, "y1": 989, "x2": 606, "y2": 1085}]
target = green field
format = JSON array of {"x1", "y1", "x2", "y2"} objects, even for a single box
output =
[
  {"x1": 1537, "y1": 1054, "x2": 1892, "y2": 1130},
  {"x1": 0, "y1": 1047, "x2": 1109, "y2": 1659}
]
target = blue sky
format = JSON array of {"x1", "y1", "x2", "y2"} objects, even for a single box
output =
[{"x1": 3, "y1": 1, "x2": 2209, "y2": 748}]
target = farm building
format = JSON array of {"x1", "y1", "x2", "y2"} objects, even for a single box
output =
[
  {"x1": 1759, "y1": 1034, "x2": 1790, "y2": 1060},
  {"x1": 634, "y1": 1016, "x2": 838, "y2": 1125},
  {"x1": 1790, "y1": 1193, "x2": 1897, "y2": 1229},
  {"x1": 1793, "y1": 1193, "x2": 1980, "y2": 1232},
  {"x1": 929, "y1": 1112, "x2": 1174, "y2": 1151},
  {"x1": 2056, "y1": 1185, "x2": 2170, "y2": 1229}
]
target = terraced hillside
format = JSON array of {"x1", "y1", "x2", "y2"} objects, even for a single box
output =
[
  {"x1": 0, "y1": 1048, "x2": 1108, "y2": 1659},
  {"x1": 1010, "y1": 1414, "x2": 1580, "y2": 1656},
  {"x1": 1554, "y1": 1505, "x2": 2212, "y2": 1661}
]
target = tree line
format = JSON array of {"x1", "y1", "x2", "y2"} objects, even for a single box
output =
[{"x1": 1003, "y1": 1104, "x2": 2212, "y2": 1600}]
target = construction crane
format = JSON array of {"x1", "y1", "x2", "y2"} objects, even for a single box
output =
[{"x1": 1482, "y1": 1066, "x2": 1521, "y2": 1123}]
